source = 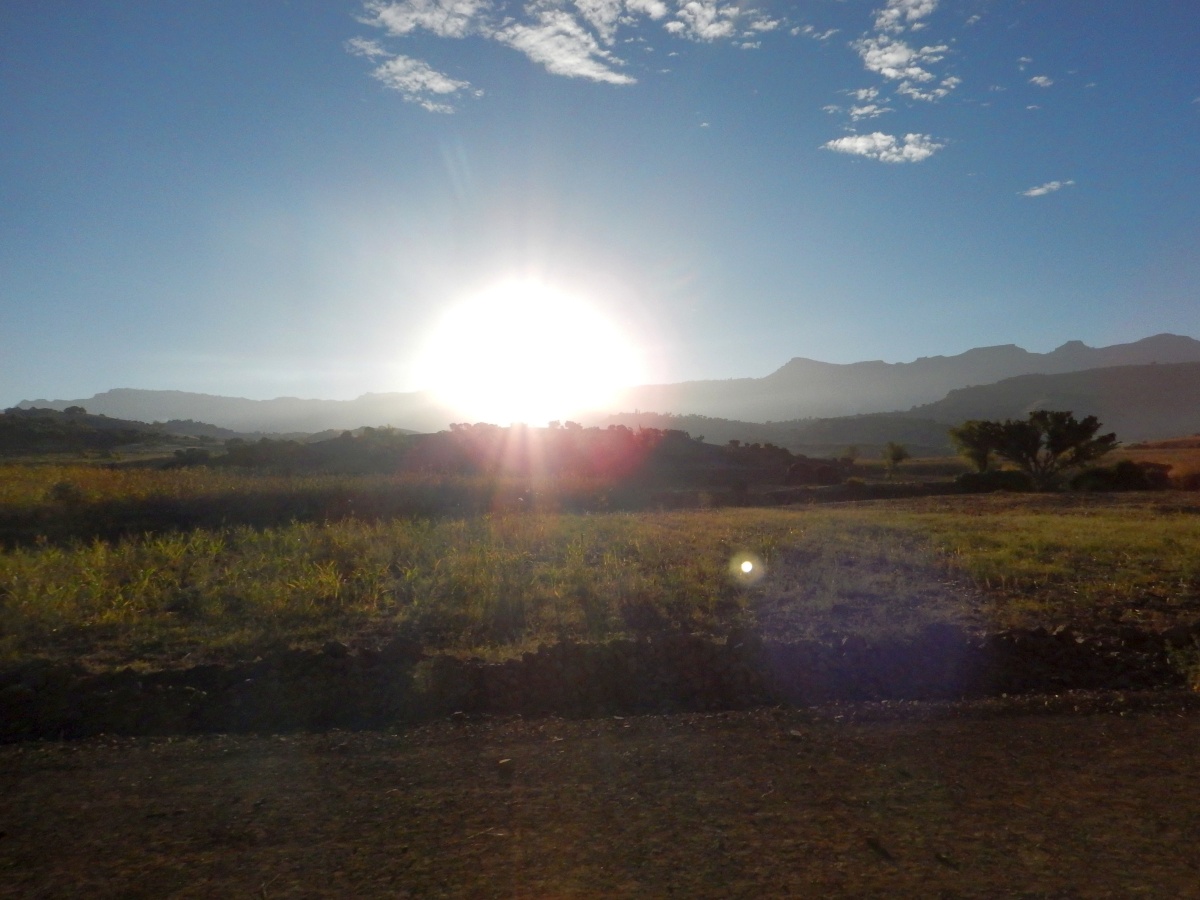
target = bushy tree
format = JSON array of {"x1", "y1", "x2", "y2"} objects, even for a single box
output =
[
  {"x1": 949, "y1": 410, "x2": 1118, "y2": 489},
  {"x1": 948, "y1": 420, "x2": 1003, "y2": 472},
  {"x1": 883, "y1": 441, "x2": 910, "y2": 477}
]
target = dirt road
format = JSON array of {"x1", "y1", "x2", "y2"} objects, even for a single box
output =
[{"x1": 3, "y1": 695, "x2": 1199, "y2": 898}]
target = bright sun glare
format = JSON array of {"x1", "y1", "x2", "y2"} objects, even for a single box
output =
[{"x1": 414, "y1": 281, "x2": 644, "y2": 426}]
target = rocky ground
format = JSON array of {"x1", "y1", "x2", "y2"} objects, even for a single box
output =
[{"x1": 3, "y1": 692, "x2": 1200, "y2": 898}]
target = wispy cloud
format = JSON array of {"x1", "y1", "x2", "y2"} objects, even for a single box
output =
[
  {"x1": 793, "y1": 24, "x2": 838, "y2": 40},
  {"x1": 848, "y1": 0, "x2": 958, "y2": 106},
  {"x1": 351, "y1": 0, "x2": 788, "y2": 110},
  {"x1": 823, "y1": 132, "x2": 943, "y2": 163},
  {"x1": 496, "y1": 9, "x2": 635, "y2": 83},
  {"x1": 361, "y1": 0, "x2": 489, "y2": 39},
  {"x1": 874, "y1": 0, "x2": 938, "y2": 35},
  {"x1": 664, "y1": 1, "x2": 739, "y2": 41},
  {"x1": 1029, "y1": 75, "x2": 1054, "y2": 87},
  {"x1": 818, "y1": 1, "x2": 956, "y2": 163},
  {"x1": 356, "y1": 49, "x2": 481, "y2": 112},
  {"x1": 855, "y1": 35, "x2": 947, "y2": 83},
  {"x1": 1021, "y1": 179, "x2": 1074, "y2": 197},
  {"x1": 897, "y1": 74, "x2": 959, "y2": 101},
  {"x1": 849, "y1": 103, "x2": 893, "y2": 120}
]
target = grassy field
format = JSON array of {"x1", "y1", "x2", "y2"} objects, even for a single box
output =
[{"x1": 2, "y1": 459, "x2": 1199, "y2": 671}]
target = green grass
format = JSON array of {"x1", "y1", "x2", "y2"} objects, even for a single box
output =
[{"x1": 2, "y1": 466, "x2": 1199, "y2": 671}]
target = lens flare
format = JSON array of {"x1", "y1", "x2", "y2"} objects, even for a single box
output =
[{"x1": 729, "y1": 552, "x2": 764, "y2": 586}]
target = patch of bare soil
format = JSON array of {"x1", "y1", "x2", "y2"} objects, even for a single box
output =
[{"x1": 3, "y1": 695, "x2": 1199, "y2": 898}]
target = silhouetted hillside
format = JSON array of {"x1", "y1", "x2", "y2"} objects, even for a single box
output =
[
  {"x1": 16, "y1": 389, "x2": 451, "y2": 435},
  {"x1": 597, "y1": 412, "x2": 953, "y2": 455},
  {"x1": 612, "y1": 333, "x2": 1200, "y2": 421},
  {"x1": 0, "y1": 407, "x2": 194, "y2": 456},
  {"x1": 17, "y1": 334, "x2": 1200, "y2": 434},
  {"x1": 906, "y1": 362, "x2": 1200, "y2": 441}
]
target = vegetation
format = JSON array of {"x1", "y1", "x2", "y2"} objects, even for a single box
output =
[
  {"x1": 0, "y1": 407, "x2": 185, "y2": 456},
  {"x1": 1, "y1": 469, "x2": 1198, "y2": 670},
  {"x1": 948, "y1": 410, "x2": 1119, "y2": 488},
  {"x1": 882, "y1": 441, "x2": 910, "y2": 476},
  {"x1": 2, "y1": 415, "x2": 1198, "y2": 672}
]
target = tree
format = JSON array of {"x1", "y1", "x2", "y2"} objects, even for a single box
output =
[
  {"x1": 948, "y1": 420, "x2": 1004, "y2": 472},
  {"x1": 949, "y1": 410, "x2": 1118, "y2": 489},
  {"x1": 883, "y1": 441, "x2": 910, "y2": 477}
]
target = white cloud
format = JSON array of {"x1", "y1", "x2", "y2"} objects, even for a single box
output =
[
  {"x1": 1017, "y1": 56, "x2": 1032, "y2": 70},
  {"x1": 850, "y1": 87, "x2": 879, "y2": 102},
  {"x1": 1029, "y1": 75, "x2": 1054, "y2": 87},
  {"x1": 874, "y1": 0, "x2": 938, "y2": 35},
  {"x1": 964, "y1": 14, "x2": 980, "y2": 25},
  {"x1": 1021, "y1": 179, "x2": 1074, "y2": 197},
  {"x1": 849, "y1": 103, "x2": 892, "y2": 120},
  {"x1": 897, "y1": 73, "x2": 959, "y2": 101},
  {"x1": 1026, "y1": 104, "x2": 1040, "y2": 110},
  {"x1": 855, "y1": 36, "x2": 947, "y2": 82},
  {"x1": 795, "y1": 24, "x2": 839, "y2": 40},
  {"x1": 573, "y1": 0, "x2": 626, "y2": 42},
  {"x1": 351, "y1": 0, "x2": 794, "y2": 111},
  {"x1": 368, "y1": 54, "x2": 480, "y2": 112},
  {"x1": 822, "y1": 131, "x2": 944, "y2": 163},
  {"x1": 822, "y1": 104, "x2": 841, "y2": 114},
  {"x1": 361, "y1": 0, "x2": 490, "y2": 39},
  {"x1": 346, "y1": 37, "x2": 390, "y2": 59},
  {"x1": 496, "y1": 9, "x2": 635, "y2": 83},
  {"x1": 625, "y1": 0, "x2": 668, "y2": 17},
  {"x1": 665, "y1": 1, "x2": 740, "y2": 42}
]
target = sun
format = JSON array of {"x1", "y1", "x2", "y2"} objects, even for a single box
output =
[{"x1": 414, "y1": 281, "x2": 644, "y2": 425}]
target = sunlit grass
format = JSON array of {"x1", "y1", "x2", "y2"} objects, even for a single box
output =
[
  {"x1": 0, "y1": 509, "x2": 808, "y2": 666},
  {"x1": 1, "y1": 472, "x2": 1198, "y2": 670}
]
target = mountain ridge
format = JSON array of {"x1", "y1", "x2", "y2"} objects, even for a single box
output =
[{"x1": 16, "y1": 333, "x2": 1200, "y2": 436}]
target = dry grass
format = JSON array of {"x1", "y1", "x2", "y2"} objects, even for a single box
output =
[
  {"x1": 3, "y1": 474, "x2": 1200, "y2": 670},
  {"x1": 1114, "y1": 444, "x2": 1200, "y2": 484}
]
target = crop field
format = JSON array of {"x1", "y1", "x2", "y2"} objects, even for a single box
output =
[{"x1": 2, "y1": 462, "x2": 1199, "y2": 673}]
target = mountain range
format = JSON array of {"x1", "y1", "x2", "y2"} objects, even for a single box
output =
[
  {"x1": 610, "y1": 333, "x2": 1200, "y2": 421},
  {"x1": 15, "y1": 333, "x2": 1200, "y2": 445}
]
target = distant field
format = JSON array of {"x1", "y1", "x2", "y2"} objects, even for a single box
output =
[
  {"x1": 1115, "y1": 441, "x2": 1200, "y2": 485},
  {"x1": 2, "y1": 462, "x2": 1198, "y2": 671}
]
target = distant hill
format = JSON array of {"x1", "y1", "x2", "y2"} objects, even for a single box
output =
[
  {"x1": 611, "y1": 333, "x2": 1200, "y2": 422},
  {"x1": 15, "y1": 389, "x2": 451, "y2": 435},
  {"x1": 597, "y1": 412, "x2": 954, "y2": 456},
  {"x1": 905, "y1": 362, "x2": 1200, "y2": 442},
  {"x1": 16, "y1": 334, "x2": 1200, "y2": 436},
  {"x1": 0, "y1": 407, "x2": 202, "y2": 456}
]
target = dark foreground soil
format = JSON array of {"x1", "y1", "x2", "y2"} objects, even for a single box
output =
[{"x1": 3, "y1": 692, "x2": 1200, "y2": 899}]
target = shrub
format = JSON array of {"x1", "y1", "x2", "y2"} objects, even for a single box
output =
[
  {"x1": 956, "y1": 470, "x2": 1034, "y2": 493},
  {"x1": 1071, "y1": 460, "x2": 1172, "y2": 491}
]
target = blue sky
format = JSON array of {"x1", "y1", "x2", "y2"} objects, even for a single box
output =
[{"x1": 3, "y1": 0, "x2": 1198, "y2": 407}]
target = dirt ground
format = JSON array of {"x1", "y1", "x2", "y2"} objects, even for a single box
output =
[{"x1": 3, "y1": 694, "x2": 1200, "y2": 899}]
